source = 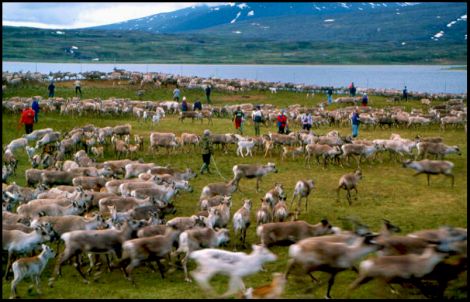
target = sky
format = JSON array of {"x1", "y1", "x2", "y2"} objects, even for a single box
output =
[{"x1": 2, "y1": 2, "x2": 225, "y2": 29}]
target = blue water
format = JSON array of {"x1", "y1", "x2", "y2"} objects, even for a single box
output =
[{"x1": 3, "y1": 62, "x2": 467, "y2": 94}]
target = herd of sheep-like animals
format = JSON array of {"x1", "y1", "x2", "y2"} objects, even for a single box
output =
[{"x1": 2, "y1": 89, "x2": 467, "y2": 299}]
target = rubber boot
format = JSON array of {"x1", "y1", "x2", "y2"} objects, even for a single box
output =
[{"x1": 200, "y1": 163, "x2": 207, "y2": 175}]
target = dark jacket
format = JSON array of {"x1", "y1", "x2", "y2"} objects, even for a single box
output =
[
  {"x1": 193, "y1": 101, "x2": 202, "y2": 111},
  {"x1": 48, "y1": 83, "x2": 55, "y2": 92},
  {"x1": 352, "y1": 112, "x2": 360, "y2": 125},
  {"x1": 181, "y1": 101, "x2": 188, "y2": 112},
  {"x1": 205, "y1": 86, "x2": 211, "y2": 95}
]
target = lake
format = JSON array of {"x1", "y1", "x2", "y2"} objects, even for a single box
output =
[{"x1": 3, "y1": 62, "x2": 467, "y2": 94}]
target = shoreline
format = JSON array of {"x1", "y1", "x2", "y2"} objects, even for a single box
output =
[
  {"x1": 3, "y1": 60, "x2": 468, "y2": 67},
  {"x1": 3, "y1": 69, "x2": 467, "y2": 99}
]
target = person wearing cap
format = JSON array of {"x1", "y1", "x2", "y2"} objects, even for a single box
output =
[
  {"x1": 31, "y1": 97, "x2": 40, "y2": 123},
  {"x1": 19, "y1": 103, "x2": 36, "y2": 134},
  {"x1": 199, "y1": 129, "x2": 213, "y2": 174},
  {"x1": 252, "y1": 105, "x2": 263, "y2": 136},
  {"x1": 361, "y1": 93, "x2": 368, "y2": 107},
  {"x1": 181, "y1": 96, "x2": 188, "y2": 112},
  {"x1": 351, "y1": 107, "x2": 360, "y2": 138},
  {"x1": 48, "y1": 81, "x2": 55, "y2": 98},
  {"x1": 277, "y1": 110, "x2": 288, "y2": 134},
  {"x1": 232, "y1": 106, "x2": 245, "y2": 135}
]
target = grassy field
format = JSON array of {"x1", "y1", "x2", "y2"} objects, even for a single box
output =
[{"x1": 2, "y1": 82, "x2": 467, "y2": 299}]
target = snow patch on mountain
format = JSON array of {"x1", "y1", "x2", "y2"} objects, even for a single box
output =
[
  {"x1": 231, "y1": 12, "x2": 241, "y2": 24},
  {"x1": 324, "y1": 19, "x2": 335, "y2": 22},
  {"x1": 247, "y1": 11, "x2": 254, "y2": 17},
  {"x1": 237, "y1": 3, "x2": 248, "y2": 10}
]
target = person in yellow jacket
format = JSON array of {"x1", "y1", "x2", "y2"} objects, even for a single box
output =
[{"x1": 199, "y1": 129, "x2": 213, "y2": 174}]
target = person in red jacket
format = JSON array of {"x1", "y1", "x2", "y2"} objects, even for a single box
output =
[
  {"x1": 19, "y1": 104, "x2": 36, "y2": 134},
  {"x1": 277, "y1": 110, "x2": 288, "y2": 134}
]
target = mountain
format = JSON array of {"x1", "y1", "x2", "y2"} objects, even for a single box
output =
[
  {"x1": 89, "y1": 2, "x2": 467, "y2": 43},
  {"x1": 2, "y1": 2, "x2": 467, "y2": 64}
]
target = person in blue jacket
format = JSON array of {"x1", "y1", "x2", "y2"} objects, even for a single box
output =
[
  {"x1": 351, "y1": 107, "x2": 360, "y2": 138},
  {"x1": 31, "y1": 97, "x2": 40, "y2": 123}
]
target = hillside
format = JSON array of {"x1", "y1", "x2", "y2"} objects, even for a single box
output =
[
  {"x1": 2, "y1": 26, "x2": 467, "y2": 64},
  {"x1": 2, "y1": 2, "x2": 467, "y2": 64},
  {"x1": 90, "y1": 2, "x2": 467, "y2": 43}
]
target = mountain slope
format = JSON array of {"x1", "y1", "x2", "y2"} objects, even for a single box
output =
[{"x1": 89, "y1": 2, "x2": 467, "y2": 43}]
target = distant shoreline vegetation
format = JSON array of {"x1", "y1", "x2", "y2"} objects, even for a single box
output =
[
  {"x1": 3, "y1": 60, "x2": 468, "y2": 67},
  {"x1": 445, "y1": 66, "x2": 467, "y2": 71}
]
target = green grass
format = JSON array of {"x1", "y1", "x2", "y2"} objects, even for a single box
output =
[
  {"x1": 2, "y1": 82, "x2": 467, "y2": 299},
  {"x1": 3, "y1": 26, "x2": 467, "y2": 64}
]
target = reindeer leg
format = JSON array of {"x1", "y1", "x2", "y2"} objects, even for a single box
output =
[
  {"x1": 336, "y1": 187, "x2": 341, "y2": 203},
  {"x1": 305, "y1": 195, "x2": 308, "y2": 213},
  {"x1": 182, "y1": 254, "x2": 191, "y2": 282},
  {"x1": 156, "y1": 258, "x2": 166, "y2": 279},
  {"x1": 4, "y1": 252, "x2": 13, "y2": 280},
  {"x1": 427, "y1": 174, "x2": 430, "y2": 186},
  {"x1": 34, "y1": 275, "x2": 42, "y2": 295},
  {"x1": 222, "y1": 276, "x2": 245, "y2": 298},
  {"x1": 73, "y1": 255, "x2": 89, "y2": 284},
  {"x1": 325, "y1": 271, "x2": 338, "y2": 299},
  {"x1": 289, "y1": 193, "x2": 296, "y2": 210}
]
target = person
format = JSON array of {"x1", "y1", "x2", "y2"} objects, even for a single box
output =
[
  {"x1": 403, "y1": 86, "x2": 408, "y2": 101},
  {"x1": 48, "y1": 81, "x2": 55, "y2": 98},
  {"x1": 361, "y1": 93, "x2": 368, "y2": 107},
  {"x1": 19, "y1": 104, "x2": 36, "y2": 134},
  {"x1": 199, "y1": 129, "x2": 213, "y2": 175},
  {"x1": 181, "y1": 97, "x2": 188, "y2": 112},
  {"x1": 205, "y1": 85, "x2": 212, "y2": 104},
  {"x1": 301, "y1": 112, "x2": 313, "y2": 131},
  {"x1": 173, "y1": 86, "x2": 181, "y2": 102},
  {"x1": 31, "y1": 97, "x2": 40, "y2": 123},
  {"x1": 349, "y1": 82, "x2": 356, "y2": 97},
  {"x1": 74, "y1": 80, "x2": 82, "y2": 96},
  {"x1": 193, "y1": 99, "x2": 202, "y2": 111},
  {"x1": 277, "y1": 110, "x2": 288, "y2": 134},
  {"x1": 232, "y1": 106, "x2": 245, "y2": 135},
  {"x1": 327, "y1": 87, "x2": 333, "y2": 105},
  {"x1": 252, "y1": 105, "x2": 263, "y2": 136},
  {"x1": 351, "y1": 108, "x2": 360, "y2": 138}
]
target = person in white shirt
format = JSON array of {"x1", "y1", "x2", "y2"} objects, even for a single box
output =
[
  {"x1": 302, "y1": 113, "x2": 313, "y2": 131},
  {"x1": 74, "y1": 80, "x2": 82, "y2": 96},
  {"x1": 252, "y1": 105, "x2": 263, "y2": 136}
]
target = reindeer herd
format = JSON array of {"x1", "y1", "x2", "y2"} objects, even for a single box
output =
[{"x1": 2, "y1": 93, "x2": 467, "y2": 299}]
